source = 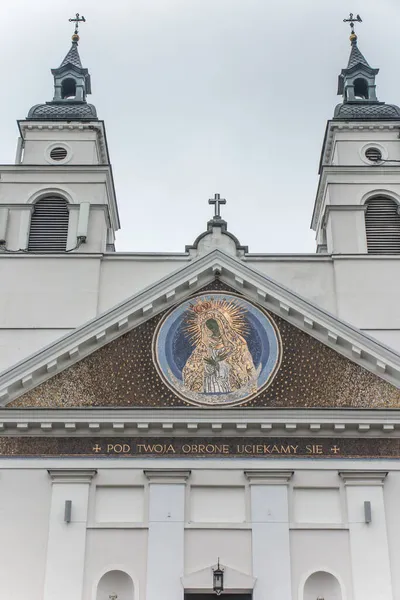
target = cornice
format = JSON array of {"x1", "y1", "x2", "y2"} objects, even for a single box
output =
[
  {"x1": 320, "y1": 121, "x2": 400, "y2": 171},
  {"x1": 244, "y1": 470, "x2": 293, "y2": 484},
  {"x1": 312, "y1": 164, "x2": 400, "y2": 231},
  {"x1": 1, "y1": 250, "x2": 400, "y2": 406},
  {"x1": 48, "y1": 468, "x2": 97, "y2": 483},
  {"x1": 0, "y1": 163, "x2": 119, "y2": 231},
  {"x1": 1, "y1": 408, "x2": 400, "y2": 436},
  {"x1": 339, "y1": 470, "x2": 388, "y2": 486},
  {"x1": 144, "y1": 469, "x2": 191, "y2": 483}
]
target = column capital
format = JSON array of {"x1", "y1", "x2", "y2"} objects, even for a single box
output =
[
  {"x1": 47, "y1": 469, "x2": 97, "y2": 484},
  {"x1": 144, "y1": 469, "x2": 191, "y2": 483},
  {"x1": 339, "y1": 470, "x2": 388, "y2": 486},
  {"x1": 244, "y1": 470, "x2": 293, "y2": 485}
]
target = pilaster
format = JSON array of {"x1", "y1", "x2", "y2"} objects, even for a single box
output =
[
  {"x1": 245, "y1": 470, "x2": 293, "y2": 600},
  {"x1": 339, "y1": 470, "x2": 393, "y2": 600},
  {"x1": 43, "y1": 468, "x2": 97, "y2": 600},
  {"x1": 144, "y1": 469, "x2": 191, "y2": 600}
]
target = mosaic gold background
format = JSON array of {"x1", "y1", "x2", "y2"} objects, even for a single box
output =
[{"x1": 10, "y1": 281, "x2": 400, "y2": 409}]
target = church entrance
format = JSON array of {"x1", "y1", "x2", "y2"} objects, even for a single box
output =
[{"x1": 185, "y1": 594, "x2": 252, "y2": 600}]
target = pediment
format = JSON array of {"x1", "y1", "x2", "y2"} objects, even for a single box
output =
[
  {"x1": 182, "y1": 563, "x2": 255, "y2": 592},
  {"x1": 1, "y1": 250, "x2": 400, "y2": 409}
]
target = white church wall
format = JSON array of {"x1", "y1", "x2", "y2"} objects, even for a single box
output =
[
  {"x1": 325, "y1": 208, "x2": 367, "y2": 254},
  {"x1": 0, "y1": 178, "x2": 111, "y2": 206},
  {"x1": 332, "y1": 128, "x2": 400, "y2": 166},
  {"x1": 327, "y1": 183, "x2": 400, "y2": 207},
  {"x1": 0, "y1": 256, "x2": 101, "y2": 329},
  {"x1": 21, "y1": 126, "x2": 101, "y2": 165},
  {"x1": 362, "y1": 329, "x2": 400, "y2": 352},
  {"x1": 0, "y1": 329, "x2": 71, "y2": 372},
  {"x1": 333, "y1": 258, "x2": 400, "y2": 331},
  {"x1": 97, "y1": 257, "x2": 191, "y2": 313},
  {"x1": 383, "y1": 471, "x2": 400, "y2": 600},
  {"x1": 83, "y1": 529, "x2": 147, "y2": 600},
  {"x1": 293, "y1": 488, "x2": 342, "y2": 524},
  {"x1": 290, "y1": 530, "x2": 353, "y2": 600},
  {"x1": 244, "y1": 259, "x2": 337, "y2": 314},
  {"x1": 0, "y1": 468, "x2": 51, "y2": 600},
  {"x1": 184, "y1": 529, "x2": 252, "y2": 575},
  {"x1": 189, "y1": 486, "x2": 246, "y2": 523}
]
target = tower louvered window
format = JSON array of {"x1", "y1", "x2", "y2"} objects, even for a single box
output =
[
  {"x1": 365, "y1": 197, "x2": 400, "y2": 254},
  {"x1": 28, "y1": 197, "x2": 69, "y2": 252}
]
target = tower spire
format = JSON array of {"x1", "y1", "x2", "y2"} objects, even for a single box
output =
[
  {"x1": 333, "y1": 14, "x2": 400, "y2": 119},
  {"x1": 27, "y1": 14, "x2": 97, "y2": 120}
]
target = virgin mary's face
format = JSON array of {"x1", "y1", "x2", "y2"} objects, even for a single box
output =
[{"x1": 205, "y1": 318, "x2": 220, "y2": 337}]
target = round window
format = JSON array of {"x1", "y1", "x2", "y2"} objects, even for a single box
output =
[
  {"x1": 365, "y1": 147, "x2": 383, "y2": 163},
  {"x1": 49, "y1": 147, "x2": 68, "y2": 161}
]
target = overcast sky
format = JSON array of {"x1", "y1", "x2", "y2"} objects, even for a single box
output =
[{"x1": 2, "y1": 0, "x2": 400, "y2": 253}]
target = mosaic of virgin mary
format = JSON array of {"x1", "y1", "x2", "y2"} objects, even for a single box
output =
[{"x1": 153, "y1": 292, "x2": 282, "y2": 407}]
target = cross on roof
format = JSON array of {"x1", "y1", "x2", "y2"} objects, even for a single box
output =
[
  {"x1": 69, "y1": 12, "x2": 86, "y2": 36},
  {"x1": 209, "y1": 193, "x2": 226, "y2": 220},
  {"x1": 343, "y1": 13, "x2": 362, "y2": 36}
]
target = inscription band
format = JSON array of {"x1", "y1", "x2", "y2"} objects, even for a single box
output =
[{"x1": 0, "y1": 437, "x2": 399, "y2": 458}]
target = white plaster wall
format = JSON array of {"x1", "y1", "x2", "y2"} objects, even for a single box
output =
[
  {"x1": 383, "y1": 471, "x2": 400, "y2": 600},
  {"x1": 327, "y1": 182, "x2": 400, "y2": 207},
  {"x1": 185, "y1": 529, "x2": 252, "y2": 575},
  {"x1": 0, "y1": 328, "x2": 70, "y2": 372},
  {"x1": 290, "y1": 530, "x2": 353, "y2": 600},
  {"x1": 333, "y1": 258, "x2": 400, "y2": 330},
  {"x1": 97, "y1": 258, "x2": 190, "y2": 313},
  {"x1": 83, "y1": 529, "x2": 147, "y2": 600},
  {"x1": 0, "y1": 468, "x2": 51, "y2": 600},
  {"x1": 333, "y1": 129, "x2": 400, "y2": 166},
  {"x1": 0, "y1": 178, "x2": 112, "y2": 205},
  {"x1": 244, "y1": 259, "x2": 337, "y2": 314},
  {"x1": 22, "y1": 127, "x2": 100, "y2": 165},
  {"x1": 0, "y1": 256, "x2": 101, "y2": 328},
  {"x1": 362, "y1": 329, "x2": 400, "y2": 353}
]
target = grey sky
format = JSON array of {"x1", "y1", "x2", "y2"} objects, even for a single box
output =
[{"x1": 2, "y1": 0, "x2": 400, "y2": 253}]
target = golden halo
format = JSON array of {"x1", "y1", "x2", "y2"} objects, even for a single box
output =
[{"x1": 183, "y1": 296, "x2": 249, "y2": 346}]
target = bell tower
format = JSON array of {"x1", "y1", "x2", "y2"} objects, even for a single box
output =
[
  {"x1": 0, "y1": 15, "x2": 119, "y2": 254},
  {"x1": 312, "y1": 15, "x2": 400, "y2": 255}
]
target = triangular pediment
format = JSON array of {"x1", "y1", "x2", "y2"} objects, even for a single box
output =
[{"x1": 1, "y1": 250, "x2": 400, "y2": 409}]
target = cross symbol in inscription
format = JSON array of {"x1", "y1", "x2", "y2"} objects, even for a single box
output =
[
  {"x1": 92, "y1": 444, "x2": 102, "y2": 453},
  {"x1": 330, "y1": 445, "x2": 340, "y2": 454},
  {"x1": 209, "y1": 193, "x2": 226, "y2": 220}
]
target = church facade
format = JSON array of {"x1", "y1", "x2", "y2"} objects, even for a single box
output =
[{"x1": 1, "y1": 16, "x2": 400, "y2": 600}]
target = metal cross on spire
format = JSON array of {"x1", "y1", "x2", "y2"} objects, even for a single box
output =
[
  {"x1": 209, "y1": 193, "x2": 226, "y2": 220},
  {"x1": 343, "y1": 12, "x2": 362, "y2": 36},
  {"x1": 69, "y1": 12, "x2": 86, "y2": 37}
]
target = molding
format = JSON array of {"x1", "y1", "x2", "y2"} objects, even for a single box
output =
[
  {"x1": 0, "y1": 163, "x2": 119, "y2": 231},
  {"x1": 1, "y1": 250, "x2": 400, "y2": 405},
  {"x1": 47, "y1": 468, "x2": 97, "y2": 484},
  {"x1": 1, "y1": 407, "x2": 400, "y2": 434},
  {"x1": 244, "y1": 470, "x2": 293, "y2": 484},
  {"x1": 312, "y1": 163, "x2": 400, "y2": 231},
  {"x1": 339, "y1": 470, "x2": 388, "y2": 486},
  {"x1": 144, "y1": 469, "x2": 191, "y2": 483}
]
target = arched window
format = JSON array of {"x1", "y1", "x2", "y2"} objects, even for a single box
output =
[
  {"x1": 303, "y1": 571, "x2": 342, "y2": 600},
  {"x1": 28, "y1": 196, "x2": 69, "y2": 252},
  {"x1": 354, "y1": 78, "x2": 369, "y2": 100},
  {"x1": 97, "y1": 570, "x2": 134, "y2": 600},
  {"x1": 61, "y1": 77, "x2": 77, "y2": 99},
  {"x1": 365, "y1": 196, "x2": 400, "y2": 254}
]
